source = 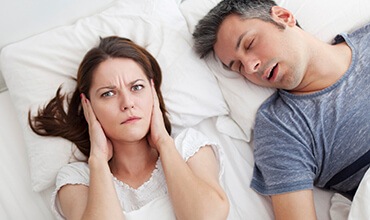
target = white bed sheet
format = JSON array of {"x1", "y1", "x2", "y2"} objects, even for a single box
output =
[{"x1": 0, "y1": 91, "x2": 54, "y2": 219}]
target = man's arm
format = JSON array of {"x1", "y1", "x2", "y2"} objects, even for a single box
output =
[{"x1": 271, "y1": 189, "x2": 317, "y2": 220}]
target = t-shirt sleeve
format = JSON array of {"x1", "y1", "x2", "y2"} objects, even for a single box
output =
[
  {"x1": 250, "y1": 102, "x2": 317, "y2": 195},
  {"x1": 50, "y1": 162, "x2": 90, "y2": 220},
  {"x1": 174, "y1": 128, "x2": 225, "y2": 181}
]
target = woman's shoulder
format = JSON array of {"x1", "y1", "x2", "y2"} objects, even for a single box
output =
[
  {"x1": 174, "y1": 128, "x2": 224, "y2": 160},
  {"x1": 51, "y1": 162, "x2": 89, "y2": 219},
  {"x1": 174, "y1": 128, "x2": 213, "y2": 155},
  {"x1": 174, "y1": 127, "x2": 225, "y2": 181},
  {"x1": 56, "y1": 161, "x2": 90, "y2": 186},
  {"x1": 60, "y1": 161, "x2": 89, "y2": 172}
]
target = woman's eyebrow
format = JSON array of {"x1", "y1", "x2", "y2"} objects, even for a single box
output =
[
  {"x1": 95, "y1": 85, "x2": 116, "y2": 95},
  {"x1": 95, "y1": 79, "x2": 145, "y2": 93}
]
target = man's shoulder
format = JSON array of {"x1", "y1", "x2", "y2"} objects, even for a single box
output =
[
  {"x1": 334, "y1": 22, "x2": 370, "y2": 45},
  {"x1": 257, "y1": 91, "x2": 290, "y2": 114},
  {"x1": 254, "y1": 91, "x2": 295, "y2": 127},
  {"x1": 349, "y1": 22, "x2": 370, "y2": 39},
  {"x1": 355, "y1": 22, "x2": 370, "y2": 33},
  {"x1": 255, "y1": 90, "x2": 318, "y2": 128}
]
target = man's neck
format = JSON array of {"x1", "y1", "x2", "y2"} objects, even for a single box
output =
[{"x1": 292, "y1": 38, "x2": 352, "y2": 95}]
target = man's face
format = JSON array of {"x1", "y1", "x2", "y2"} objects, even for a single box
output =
[{"x1": 213, "y1": 12, "x2": 308, "y2": 91}]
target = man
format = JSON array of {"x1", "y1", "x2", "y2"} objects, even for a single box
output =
[{"x1": 193, "y1": 0, "x2": 370, "y2": 219}]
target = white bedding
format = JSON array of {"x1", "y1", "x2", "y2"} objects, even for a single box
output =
[
  {"x1": 0, "y1": 91, "x2": 54, "y2": 219},
  {"x1": 1, "y1": 0, "x2": 369, "y2": 219}
]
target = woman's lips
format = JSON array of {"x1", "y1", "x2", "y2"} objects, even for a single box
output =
[{"x1": 121, "y1": 116, "x2": 140, "y2": 124}]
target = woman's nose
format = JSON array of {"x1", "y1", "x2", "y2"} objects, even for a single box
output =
[
  {"x1": 120, "y1": 92, "x2": 134, "y2": 111},
  {"x1": 121, "y1": 105, "x2": 134, "y2": 110}
]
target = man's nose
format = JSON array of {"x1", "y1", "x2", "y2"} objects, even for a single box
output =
[{"x1": 241, "y1": 55, "x2": 261, "y2": 75}]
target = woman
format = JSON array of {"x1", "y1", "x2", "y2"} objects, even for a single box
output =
[{"x1": 29, "y1": 36, "x2": 229, "y2": 220}]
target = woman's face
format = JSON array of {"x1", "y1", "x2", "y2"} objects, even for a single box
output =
[{"x1": 88, "y1": 58, "x2": 153, "y2": 144}]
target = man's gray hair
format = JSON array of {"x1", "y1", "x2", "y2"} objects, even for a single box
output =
[{"x1": 192, "y1": 0, "x2": 279, "y2": 59}]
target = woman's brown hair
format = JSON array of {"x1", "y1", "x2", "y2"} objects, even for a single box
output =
[{"x1": 28, "y1": 36, "x2": 171, "y2": 157}]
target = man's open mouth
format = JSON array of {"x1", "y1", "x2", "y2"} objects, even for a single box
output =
[{"x1": 267, "y1": 64, "x2": 277, "y2": 80}]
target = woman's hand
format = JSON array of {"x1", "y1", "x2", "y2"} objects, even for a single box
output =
[
  {"x1": 81, "y1": 93, "x2": 113, "y2": 162},
  {"x1": 147, "y1": 81, "x2": 172, "y2": 151}
]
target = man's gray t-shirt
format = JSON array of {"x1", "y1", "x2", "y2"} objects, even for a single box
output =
[{"x1": 251, "y1": 23, "x2": 370, "y2": 195}]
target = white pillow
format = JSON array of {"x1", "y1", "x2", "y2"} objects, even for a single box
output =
[
  {"x1": 180, "y1": 0, "x2": 370, "y2": 141},
  {"x1": 348, "y1": 168, "x2": 370, "y2": 220},
  {"x1": 205, "y1": 57, "x2": 274, "y2": 142},
  {"x1": 0, "y1": 0, "x2": 228, "y2": 192}
]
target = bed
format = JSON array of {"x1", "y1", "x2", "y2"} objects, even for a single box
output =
[{"x1": 0, "y1": 0, "x2": 369, "y2": 219}]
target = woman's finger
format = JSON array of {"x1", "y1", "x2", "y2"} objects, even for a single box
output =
[
  {"x1": 151, "y1": 80, "x2": 160, "y2": 110},
  {"x1": 80, "y1": 93, "x2": 96, "y2": 125},
  {"x1": 80, "y1": 93, "x2": 89, "y2": 120}
]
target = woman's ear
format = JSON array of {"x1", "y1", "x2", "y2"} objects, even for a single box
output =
[{"x1": 270, "y1": 6, "x2": 296, "y2": 27}]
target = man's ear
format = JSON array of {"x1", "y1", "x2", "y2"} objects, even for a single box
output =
[{"x1": 270, "y1": 6, "x2": 296, "y2": 27}]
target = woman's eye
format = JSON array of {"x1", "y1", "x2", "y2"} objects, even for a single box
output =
[
  {"x1": 132, "y1": 84, "x2": 144, "y2": 91},
  {"x1": 102, "y1": 91, "x2": 114, "y2": 97}
]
